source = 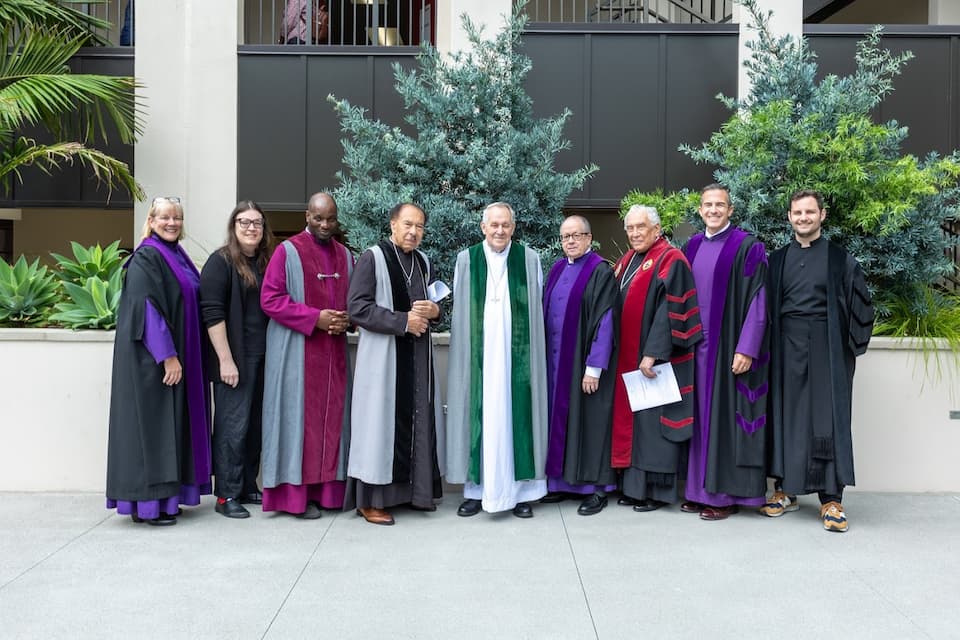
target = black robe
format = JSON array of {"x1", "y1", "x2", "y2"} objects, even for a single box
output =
[
  {"x1": 684, "y1": 230, "x2": 770, "y2": 501},
  {"x1": 549, "y1": 260, "x2": 620, "y2": 487},
  {"x1": 767, "y1": 239, "x2": 874, "y2": 494},
  {"x1": 106, "y1": 244, "x2": 206, "y2": 501},
  {"x1": 612, "y1": 239, "x2": 703, "y2": 502}
]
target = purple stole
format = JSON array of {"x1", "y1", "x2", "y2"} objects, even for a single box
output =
[{"x1": 542, "y1": 251, "x2": 604, "y2": 477}]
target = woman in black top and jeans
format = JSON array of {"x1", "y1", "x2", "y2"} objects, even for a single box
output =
[{"x1": 200, "y1": 201, "x2": 274, "y2": 518}]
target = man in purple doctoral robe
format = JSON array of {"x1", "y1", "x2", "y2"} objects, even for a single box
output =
[
  {"x1": 260, "y1": 192, "x2": 353, "y2": 519},
  {"x1": 681, "y1": 184, "x2": 770, "y2": 521},
  {"x1": 540, "y1": 215, "x2": 619, "y2": 516}
]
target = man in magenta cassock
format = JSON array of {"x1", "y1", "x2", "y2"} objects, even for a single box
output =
[{"x1": 260, "y1": 192, "x2": 353, "y2": 519}]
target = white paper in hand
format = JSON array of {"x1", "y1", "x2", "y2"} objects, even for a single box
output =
[
  {"x1": 621, "y1": 363, "x2": 682, "y2": 412},
  {"x1": 427, "y1": 280, "x2": 451, "y2": 303}
]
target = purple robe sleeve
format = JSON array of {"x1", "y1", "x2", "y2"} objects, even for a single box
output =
[
  {"x1": 143, "y1": 299, "x2": 176, "y2": 363},
  {"x1": 585, "y1": 308, "x2": 614, "y2": 372},
  {"x1": 735, "y1": 287, "x2": 766, "y2": 358},
  {"x1": 260, "y1": 243, "x2": 321, "y2": 336}
]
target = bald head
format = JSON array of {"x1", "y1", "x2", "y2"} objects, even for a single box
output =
[{"x1": 305, "y1": 192, "x2": 338, "y2": 241}]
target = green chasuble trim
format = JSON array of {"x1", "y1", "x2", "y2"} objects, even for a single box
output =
[{"x1": 466, "y1": 243, "x2": 536, "y2": 483}]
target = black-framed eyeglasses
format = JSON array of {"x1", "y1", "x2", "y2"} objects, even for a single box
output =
[
  {"x1": 559, "y1": 232, "x2": 590, "y2": 242},
  {"x1": 236, "y1": 219, "x2": 264, "y2": 229}
]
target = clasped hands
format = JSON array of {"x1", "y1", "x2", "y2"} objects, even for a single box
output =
[
  {"x1": 406, "y1": 300, "x2": 440, "y2": 337},
  {"x1": 317, "y1": 309, "x2": 350, "y2": 335}
]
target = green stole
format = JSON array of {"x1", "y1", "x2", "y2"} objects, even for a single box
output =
[{"x1": 467, "y1": 242, "x2": 534, "y2": 483}]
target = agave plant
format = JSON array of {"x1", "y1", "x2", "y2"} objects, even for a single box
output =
[
  {"x1": 0, "y1": 255, "x2": 61, "y2": 326},
  {"x1": 50, "y1": 240, "x2": 126, "y2": 285},
  {"x1": 49, "y1": 269, "x2": 122, "y2": 330}
]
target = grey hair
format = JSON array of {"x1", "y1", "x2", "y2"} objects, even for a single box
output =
[
  {"x1": 482, "y1": 201, "x2": 516, "y2": 224},
  {"x1": 624, "y1": 204, "x2": 661, "y2": 227},
  {"x1": 562, "y1": 214, "x2": 591, "y2": 233}
]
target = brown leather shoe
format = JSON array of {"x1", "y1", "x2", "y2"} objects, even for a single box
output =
[
  {"x1": 680, "y1": 501, "x2": 705, "y2": 513},
  {"x1": 699, "y1": 505, "x2": 739, "y2": 521},
  {"x1": 356, "y1": 507, "x2": 395, "y2": 526}
]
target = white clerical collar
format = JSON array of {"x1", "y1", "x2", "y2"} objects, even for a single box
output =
[
  {"x1": 567, "y1": 248, "x2": 592, "y2": 264},
  {"x1": 483, "y1": 240, "x2": 511, "y2": 257},
  {"x1": 704, "y1": 222, "x2": 731, "y2": 239}
]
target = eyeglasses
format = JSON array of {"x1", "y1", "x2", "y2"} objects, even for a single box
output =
[
  {"x1": 152, "y1": 196, "x2": 181, "y2": 205},
  {"x1": 559, "y1": 232, "x2": 590, "y2": 242},
  {"x1": 236, "y1": 218, "x2": 264, "y2": 229}
]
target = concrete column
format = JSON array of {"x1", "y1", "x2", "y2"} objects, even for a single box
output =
[
  {"x1": 734, "y1": 0, "x2": 802, "y2": 101},
  {"x1": 134, "y1": 0, "x2": 238, "y2": 264},
  {"x1": 436, "y1": 0, "x2": 513, "y2": 56},
  {"x1": 929, "y1": 0, "x2": 960, "y2": 24}
]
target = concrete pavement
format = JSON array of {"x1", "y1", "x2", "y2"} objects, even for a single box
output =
[{"x1": 1, "y1": 492, "x2": 958, "y2": 639}]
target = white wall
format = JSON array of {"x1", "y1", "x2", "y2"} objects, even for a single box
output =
[
  {"x1": 436, "y1": 0, "x2": 513, "y2": 56},
  {"x1": 134, "y1": 0, "x2": 238, "y2": 265},
  {"x1": 929, "y1": 0, "x2": 960, "y2": 24},
  {"x1": 734, "y1": 0, "x2": 802, "y2": 102},
  {"x1": 1, "y1": 333, "x2": 957, "y2": 493},
  {"x1": 0, "y1": 330, "x2": 114, "y2": 492}
]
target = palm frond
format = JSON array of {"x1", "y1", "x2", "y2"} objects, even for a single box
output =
[
  {"x1": 0, "y1": 137, "x2": 144, "y2": 201},
  {"x1": 0, "y1": 0, "x2": 112, "y2": 46}
]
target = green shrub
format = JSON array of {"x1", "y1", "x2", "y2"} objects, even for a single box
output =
[
  {"x1": 619, "y1": 188, "x2": 700, "y2": 237},
  {"x1": 0, "y1": 256, "x2": 61, "y2": 326},
  {"x1": 680, "y1": 0, "x2": 960, "y2": 296},
  {"x1": 328, "y1": 1, "x2": 596, "y2": 323},
  {"x1": 48, "y1": 270, "x2": 122, "y2": 330},
  {"x1": 50, "y1": 240, "x2": 126, "y2": 285}
]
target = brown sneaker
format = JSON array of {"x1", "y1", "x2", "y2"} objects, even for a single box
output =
[
  {"x1": 820, "y1": 501, "x2": 848, "y2": 532},
  {"x1": 759, "y1": 491, "x2": 798, "y2": 517}
]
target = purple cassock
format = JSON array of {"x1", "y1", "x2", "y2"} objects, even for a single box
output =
[
  {"x1": 543, "y1": 250, "x2": 617, "y2": 495},
  {"x1": 684, "y1": 225, "x2": 770, "y2": 507}
]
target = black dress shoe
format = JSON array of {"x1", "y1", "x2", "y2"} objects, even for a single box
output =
[
  {"x1": 633, "y1": 498, "x2": 668, "y2": 512},
  {"x1": 577, "y1": 493, "x2": 608, "y2": 516},
  {"x1": 409, "y1": 503, "x2": 438, "y2": 512},
  {"x1": 215, "y1": 498, "x2": 251, "y2": 519},
  {"x1": 513, "y1": 502, "x2": 534, "y2": 518},
  {"x1": 539, "y1": 492, "x2": 568, "y2": 504},
  {"x1": 131, "y1": 512, "x2": 177, "y2": 526},
  {"x1": 240, "y1": 491, "x2": 263, "y2": 505},
  {"x1": 617, "y1": 495, "x2": 641, "y2": 507},
  {"x1": 457, "y1": 499, "x2": 482, "y2": 517}
]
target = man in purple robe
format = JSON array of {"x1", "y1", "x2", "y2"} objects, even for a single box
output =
[
  {"x1": 681, "y1": 184, "x2": 769, "y2": 521},
  {"x1": 540, "y1": 216, "x2": 619, "y2": 515},
  {"x1": 260, "y1": 192, "x2": 353, "y2": 519}
]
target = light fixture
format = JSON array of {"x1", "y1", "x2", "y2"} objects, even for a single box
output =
[{"x1": 366, "y1": 27, "x2": 403, "y2": 46}]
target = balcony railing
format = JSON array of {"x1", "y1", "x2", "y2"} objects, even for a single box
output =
[
  {"x1": 55, "y1": 0, "x2": 131, "y2": 45},
  {"x1": 241, "y1": 0, "x2": 435, "y2": 46},
  {"x1": 523, "y1": 0, "x2": 734, "y2": 24}
]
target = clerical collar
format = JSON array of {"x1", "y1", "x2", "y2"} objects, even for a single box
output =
[
  {"x1": 483, "y1": 240, "x2": 511, "y2": 256},
  {"x1": 567, "y1": 248, "x2": 592, "y2": 264},
  {"x1": 792, "y1": 234, "x2": 825, "y2": 249},
  {"x1": 704, "y1": 223, "x2": 732, "y2": 240}
]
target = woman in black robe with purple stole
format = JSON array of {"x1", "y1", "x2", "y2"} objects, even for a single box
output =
[{"x1": 105, "y1": 197, "x2": 212, "y2": 526}]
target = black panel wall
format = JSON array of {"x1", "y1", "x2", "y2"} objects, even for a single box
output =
[
  {"x1": 237, "y1": 48, "x2": 417, "y2": 210},
  {"x1": 6, "y1": 28, "x2": 959, "y2": 212}
]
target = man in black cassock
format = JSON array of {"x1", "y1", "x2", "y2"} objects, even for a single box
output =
[{"x1": 764, "y1": 189, "x2": 874, "y2": 532}]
